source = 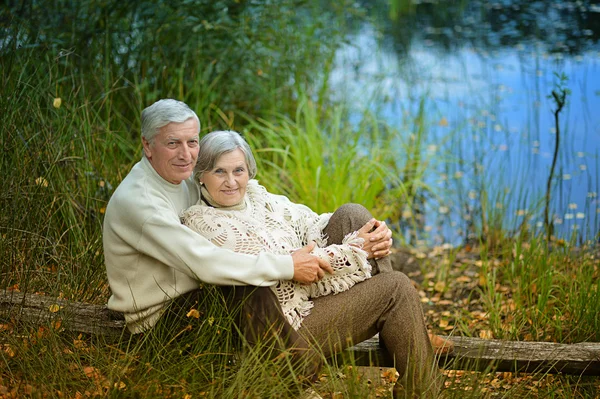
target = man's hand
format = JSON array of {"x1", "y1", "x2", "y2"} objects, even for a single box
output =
[
  {"x1": 291, "y1": 242, "x2": 333, "y2": 284},
  {"x1": 356, "y1": 218, "x2": 393, "y2": 259}
]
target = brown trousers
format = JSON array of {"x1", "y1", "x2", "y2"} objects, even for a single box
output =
[{"x1": 169, "y1": 204, "x2": 438, "y2": 397}]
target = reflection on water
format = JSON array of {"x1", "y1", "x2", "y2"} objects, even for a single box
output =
[{"x1": 332, "y1": 1, "x2": 600, "y2": 245}]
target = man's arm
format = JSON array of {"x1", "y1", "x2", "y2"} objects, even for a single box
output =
[
  {"x1": 291, "y1": 242, "x2": 334, "y2": 284},
  {"x1": 104, "y1": 185, "x2": 292, "y2": 288},
  {"x1": 139, "y1": 211, "x2": 295, "y2": 285},
  {"x1": 140, "y1": 215, "x2": 331, "y2": 285}
]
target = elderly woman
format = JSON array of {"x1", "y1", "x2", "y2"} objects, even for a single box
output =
[
  {"x1": 180, "y1": 130, "x2": 445, "y2": 397},
  {"x1": 180, "y1": 131, "x2": 395, "y2": 330}
]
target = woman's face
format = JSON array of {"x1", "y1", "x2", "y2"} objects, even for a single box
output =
[{"x1": 200, "y1": 148, "x2": 249, "y2": 207}]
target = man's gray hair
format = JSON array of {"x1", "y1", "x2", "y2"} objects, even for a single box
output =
[
  {"x1": 141, "y1": 99, "x2": 200, "y2": 142},
  {"x1": 195, "y1": 130, "x2": 258, "y2": 181}
]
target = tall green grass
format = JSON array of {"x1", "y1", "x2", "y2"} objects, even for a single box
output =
[
  {"x1": 242, "y1": 98, "x2": 403, "y2": 218},
  {"x1": 0, "y1": 44, "x2": 147, "y2": 298},
  {"x1": 2, "y1": 1, "x2": 600, "y2": 397}
]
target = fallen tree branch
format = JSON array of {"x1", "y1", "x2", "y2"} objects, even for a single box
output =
[
  {"x1": 351, "y1": 334, "x2": 600, "y2": 376},
  {"x1": 0, "y1": 291, "x2": 125, "y2": 338},
  {"x1": 2, "y1": 291, "x2": 599, "y2": 375}
]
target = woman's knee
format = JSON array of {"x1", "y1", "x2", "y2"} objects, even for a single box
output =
[
  {"x1": 332, "y1": 203, "x2": 373, "y2": 229},
  {"x1": 324, "y1": 203, "x2": 373, "y2": 243},
  {"x1": 335, "y1": 203, "x2": 372, "y2": 220}
]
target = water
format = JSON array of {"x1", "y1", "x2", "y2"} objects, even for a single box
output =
[{"x1": 330, "y1": 1, "x2": 600, "y2": 246}]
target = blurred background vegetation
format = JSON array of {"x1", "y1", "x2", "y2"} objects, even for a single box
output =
[
  {"x1": 1, "y1": 0, "x2": 366, "y2": 297},
  {"x1": 1, "y1": 1, "x2": 599, "y2": 397},
  {"x1": 2, "y1": 0, "x2": 598, "y2": 293}
]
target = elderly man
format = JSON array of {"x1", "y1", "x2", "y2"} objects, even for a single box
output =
[{"x1": 103, "y1": 99, "x2": 438, "y2": 398}]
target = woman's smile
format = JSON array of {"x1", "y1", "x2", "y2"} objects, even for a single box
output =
[{"x1": 200, "y1": 149, "x2": 249, "y2": 207}]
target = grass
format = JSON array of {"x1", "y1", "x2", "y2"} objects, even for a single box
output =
[
  {"x1": 242, "y1": 97, "x2": 405, "y2": 218},
  {"x1": 0, "y1": 49, "x2": 134, "y2": 300},
  {"x1": 1, "y1": 2, "x2": 600, "y2": 397},
  {"x1": 419, "y1": 239, "x2": 600, "y2": 344}
]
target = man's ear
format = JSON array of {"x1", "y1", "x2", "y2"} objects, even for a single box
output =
[{"x1": 142, "y1": 137, "x2": 152, "y2": 158}]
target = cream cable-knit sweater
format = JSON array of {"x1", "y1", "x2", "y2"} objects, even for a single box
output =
[{"x1": 180, "y1": 180, "x2": 372, "y2": 330}]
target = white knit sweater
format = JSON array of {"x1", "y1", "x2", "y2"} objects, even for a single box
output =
[{"x1": 180, "y1": 180, "x2": 372, "y2": 329}]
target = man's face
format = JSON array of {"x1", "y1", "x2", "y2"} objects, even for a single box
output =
[{"x1": 142, "y1": 118, "x2": 199, "y2": 184}]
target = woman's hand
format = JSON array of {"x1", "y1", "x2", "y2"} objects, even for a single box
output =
[{"x1": 356, "y1": 219, "x2": 393, "y2": 259}]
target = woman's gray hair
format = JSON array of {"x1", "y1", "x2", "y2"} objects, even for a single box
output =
[
  {"x1": 195, "y1": 130, "x2": 257, "y2": 181},
  {"x1": 141, "y1": 99, "x2": 200, "y2": 142}
]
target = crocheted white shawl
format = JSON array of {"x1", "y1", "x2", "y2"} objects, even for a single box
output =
[{"x1": 180, "y1": 180, "x2": 372, "y2": 330}]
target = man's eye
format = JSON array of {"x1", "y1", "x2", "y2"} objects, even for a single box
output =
[
  {"x1": 235, "y1": 168, "x2": 245, "y2": 173},
  {"x1": 189, "y1": 140, "x2": 199, "y2": 147}
]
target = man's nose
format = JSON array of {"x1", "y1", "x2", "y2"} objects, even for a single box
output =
[{"x1": 178, "y1": 144, "x2": 191, "y2": 159}]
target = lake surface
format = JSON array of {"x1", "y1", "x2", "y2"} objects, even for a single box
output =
[{"x1": 330, "y1": 1, "x2": 600, "y2": 245}]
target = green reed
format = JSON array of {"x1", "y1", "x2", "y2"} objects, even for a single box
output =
[
  {"x1": 242, "y1": 97, "x2": 402, "y2": 218},
  {"x1": 1, "y1": 2, "x2": 599, "y2": 397},
  {"x1": 467, "y1": 236, "x2": 600, "y2": 344},
  {"x1": 0, "y1": 48, "x2": 135, "y2": 300}
]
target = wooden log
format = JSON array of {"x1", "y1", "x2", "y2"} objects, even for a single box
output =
[
  {"x1": 0, "y1": 291, "x2": 126, "y2": 338},
  {"x1": 2, "y1": 291, "x2": 599, "y2": 376},
  {"x1": 348, "y1": 335, "x2": 600, "y2": 376}
]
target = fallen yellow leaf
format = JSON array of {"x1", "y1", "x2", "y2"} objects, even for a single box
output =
[
  {"x1": 380, "y1": 368, "x2": 399, "y2": 383},
  {"x1": 2, "y1": 344, "x2": 15, "y2": 358},
  {"x1": 83, "y1": 366, "x2": 98, "y2": 378},
  {"x1": 73, "y1": 339, "x2": 87, "y2": 349},
  {"x1": 479, "y1": 274, "x2": 487, "y2": 287},
  {"x1": 434, "y1": 281, "x2": 446, "y2": 292},
  {"x1": 479, "y1": 330, "x2": 494, "y2": 339},
  {"x1": 35, "y1": 177, "x2": 49, "y2": 187},
  {"x1": 48, "y1": 304, "x2": 61, "y2": 313}
]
